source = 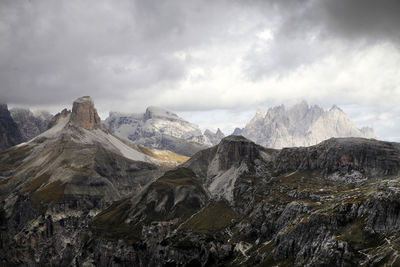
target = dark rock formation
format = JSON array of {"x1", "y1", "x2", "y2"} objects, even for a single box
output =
[
  {"x1": 0, "y1": 104, "x2": 24, "y2": 150},
  {"x1": 10, "y1": 108, "x2": 52, "y2": 141},
  {"x1": 216, "y1": 135, "x2": 260, "y2": 170}
]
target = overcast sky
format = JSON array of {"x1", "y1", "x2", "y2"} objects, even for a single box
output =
[{"x1": 1, "y1": 0, "x2": 400, "y2": 141}]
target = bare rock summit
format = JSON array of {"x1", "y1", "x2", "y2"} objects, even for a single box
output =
[{"x1": 70, "y1": 96, "x2": 101, "y2": 130}]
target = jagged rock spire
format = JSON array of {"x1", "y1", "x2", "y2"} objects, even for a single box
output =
[{"x1": 70, "y1": 96, "x2": 101, "y2": 130}]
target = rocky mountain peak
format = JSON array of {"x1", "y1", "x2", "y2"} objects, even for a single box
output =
[
  {"x1": 48, "y1": 108, "x2": 71, "y2": 129},
  {"x1": 217, "y1": 135, "x2": 259, "y2": 170},
  {"x1": 104, "y1": 106, "x2": 211, "y2": 156},
  {"x1": 329, "y1": 104, "x2": 343, "y2": 112},
  {"x1": 255, "y1": 108, "x2": 267, "y2": 118},
  {"x1": 70, "y1": 96, "x2": 101, "y2": 130},
  {"x1": 232, "y1": 127, "x2": 243, "y2": 135},
  {"x1": 204, "y1": 128, "x2": 225, "y2": 146},
  {"x1": 241, "y1": 102, "x2": 377, "y2": 148},
  {"x1": 0, "y1": 103, "x2": 24, "y2": 149},
  {"x1": 143, "y1": 106, "x2": 179, "y2": 121},
  {"x1": 10, "y1": 108, "x2": 53, "y2": 141}
]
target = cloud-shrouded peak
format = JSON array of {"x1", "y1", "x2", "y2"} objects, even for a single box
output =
[{"x1": 144, "y1": 106, "x2": 179, "y2": 121}]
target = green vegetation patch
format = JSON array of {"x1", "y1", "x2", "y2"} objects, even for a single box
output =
[
  {"x1": 91, "y1": 199, "x2": 141, "y2": 243},
  {"x1": 184, "y1": 201, "x2": 238, "y2": 235},
  {"x1": 33, "y1": 180, "x2": 65, "y2": 204},
  {"x1": 334, "y1": 218, "x2": 383, "y2": 251},
  {"x1": 155, "y1": 167, "x2": 199, "y2": 187},
  {"x1": 0, "y1": 145, "x2": 31, "y2": 172},
  {"x1": 23, "y1": 173, "x2": 51, "y2": 193},
  {"x1": 31, "y1": 180, "x2": 66, "y2": 214}
]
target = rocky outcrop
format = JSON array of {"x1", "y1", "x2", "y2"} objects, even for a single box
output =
[
  {"x1": 104, "y1": 107, "x2": 210, "y2": 156},
  {"x1": 10, "y1": 108, "x2": 52, "y2": 141},
  {"x1": 232, "y1": 127, "x2": 243, "y2": 136},
  {"x1": 274, "y1": 137, "x2": 400, "y2": 180},
  {"x1": 47, "y1": 108, "x2": 71, "y2": 129},
  {"x1": 241, "y1": 101, "x2": 378, "y2": 149},
  {"x1": 204, "y1": 128, "x2": 225, "y2": 146},
  {"x1": 0, "y1": 104, "x2": 24, "y2": 149},
  {"x1": 70, "y1": 96, "x2": 101, "y2": 130},
  {"x1": 214, "y1": 135, "x2": 260, "y2": 171}
]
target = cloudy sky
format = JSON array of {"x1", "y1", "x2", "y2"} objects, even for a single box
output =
[{"x1": 1, "y1": 0, "x2": 400, "y2": 141}]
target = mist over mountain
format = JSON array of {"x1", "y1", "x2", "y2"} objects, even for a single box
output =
[{"x1": 10, "y1": 108, "x2": 53, "y2": 141}]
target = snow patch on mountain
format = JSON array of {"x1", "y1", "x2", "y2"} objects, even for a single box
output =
[{"x1": 104, "y1": 107, "x2": 212, "y2": 156}]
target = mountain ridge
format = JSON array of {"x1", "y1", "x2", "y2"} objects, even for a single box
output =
[
  {"x1": 104, "y1": 106, "x2": 213, "y2": 156},
  {"x1": 241, "y1": 101, "x2": 377, "y2": 149}
]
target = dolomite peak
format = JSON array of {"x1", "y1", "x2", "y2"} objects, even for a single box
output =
[{"x1": 70, "y1": 96, "x2": 101, "y2": 130}]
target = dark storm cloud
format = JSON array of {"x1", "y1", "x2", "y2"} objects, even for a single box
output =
[
  {"x1": 1, "y1": 0, "x2": 400, "y2": 106},
  {"x1": 244, "y1": 0, "x2": 400, "y2": 79},
  {"x1": 257, "y1": 0, "x2": 400, "y2": 42},
  {"x1": 0, "y1": 0, "x2": 247, "y2": 105}
]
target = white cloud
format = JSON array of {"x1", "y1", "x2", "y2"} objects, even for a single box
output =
[{"x1": 1, "y1": 0, "x2": 399, "y2": 141}]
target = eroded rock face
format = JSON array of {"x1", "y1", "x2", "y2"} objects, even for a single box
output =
[
  {"x1": 47, "y1": 108, "x2": 71, "y2": 129},
  {"x1": 10, "y1": 108, "x2": 53, "y2": 141},
  {"x1": 216, "y1": 135, "x2": 260, "y2": 171},
  {"x1": 70, "y1": 96, "x2": 101, "y2": 130},
  {"x1": 204, "y1": 128, "x2": 225, "y2": 146},
  {"x1": 0, "y1": 104, "x2": 24, "y2": 149}
]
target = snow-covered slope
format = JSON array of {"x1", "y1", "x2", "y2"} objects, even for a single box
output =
[
  {"x1": 240, "y1": 101, "x2": 377, "y2": 149},
  {"x1": 104, "y1": 107, "x2": 211, "y2": 156}
]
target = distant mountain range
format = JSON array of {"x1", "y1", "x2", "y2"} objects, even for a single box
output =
[
  {"x1": 236, "y1": 101, "x2": 377, "y2": 148},
  {"x1": 104, "y1": 107, "x2": 225, "y2": 156},
  {"x1": 0, "y1": 101, "x2": 377, "y2": 154},
  {"x1": 10, "y1": 108, "x2": 52, "y2": 141}
]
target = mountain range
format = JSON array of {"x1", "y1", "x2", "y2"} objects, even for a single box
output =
[
  {"x1": 1, "y1": 96, "x2": 400, "y2": 266},
  {"x1": 1, "y1": 101, "x2": 377, "y2": 156},
  {"x1": 238, "y1": 101, "x2": 377, "y2": 149},
  {"x1": 10, "y1": 108, "x2": 53, "y2": 141},
  {"x1": 104, "y1": 107, "x2": 225, "y2": 156}
]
